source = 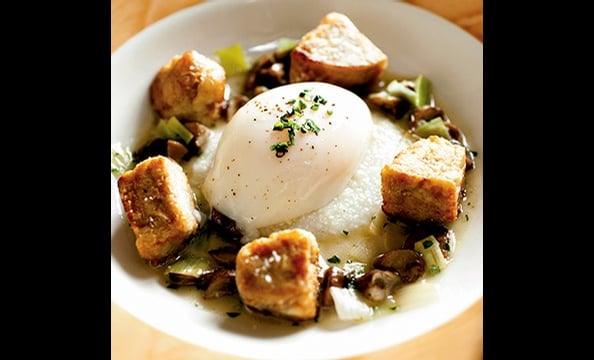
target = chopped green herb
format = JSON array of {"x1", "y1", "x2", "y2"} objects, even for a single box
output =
[
  {"x1": 429, "y1": 264, "x2": 441, "y2": 275},
  {"x1": 313, "y1": 94, "x2": 327, "y2": 104},
  {"x1": 342, "y1": 230, "x2": 349, "y2": 236},
  {"x1": 270, "y1": 141, "x2": 292, "y2": 155},
  {"x1": 270, "y1": 88, "x2": 328, "y2": 156},
  {"x1": 226, "y1": 312, "x2": 241, "y2": 318},
  {"x1": 302, "y1": 119, "x2": 320, "y2": 134},
  {"x1": 327, "y1": 255, "x2": 341, "y2": 264},
  {"x1": 298, "y1": 99, "x2": 307, "y2": 111}
]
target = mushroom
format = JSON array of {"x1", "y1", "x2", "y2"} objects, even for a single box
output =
[
  {"x1": 354, "y1": 269, "x2": 401, "y2": 303},
  {"x1": 373, "y1": 249, "x2": 426, "y2": 283},
  {"x1": 319, "y1": 266, "x2": 347, "y2": 308},
  {"x1": 366, "y1": 91, "x2": 411, "y2": 119},
  {"x1": 208, "y1": 245, "x2": 240, "y2": 268},
  {"x1": 210, "y1": 208, "x2": 244, "y2": 242},
  {"x1": 409, "y1": 105, "x2": 445, "y2": 128},
  {"x1": 203, "y1": 268, "x2": 237, "y2": 299}
]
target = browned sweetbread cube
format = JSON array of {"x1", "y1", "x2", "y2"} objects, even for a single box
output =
[
  {"x1": 289, "y1": 12, "x2": 388, "y2": 89},
  {"x1": 381, "y1": 136, "x2": 466, "y2": 224},
  {"x1": 235, "y1": 228, "x2": 321, "y2": 322},
  {"x1": 117, "y1": 155, "x2": 199, "y2": 262},
  {"x1": 149, "y1": 50, "x2": 227, "y2": 126}
]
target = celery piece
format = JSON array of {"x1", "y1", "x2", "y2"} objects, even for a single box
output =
[
  {"x1": 385, "y1": 79, "x2": 417, "y2": 106},
  {"x1": 415, "y1": 74, "x2": 431, "y2": 107},
  {"x1": 413, "y1": 116, "x2": 452, "y2": 139},
  {"x1": 156, "y1": 117, "x2": 194, "y2": 144},
  {"x1": 414, "y1": 235, "x2": 448, "y2": 275},
  {"x1": 167, "y1": 116, "x2": 194, "y2": 144},
  {"x1": 214, "y1": 43, "x2": 250, "y2": 76},
  {"x1": 156, "y1": 118, "x2": 176, "y2": 139}
]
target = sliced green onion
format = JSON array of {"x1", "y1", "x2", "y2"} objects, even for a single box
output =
[
  {"x1": 156, "y1": 118, "x2": 175, "y2": 139},
  {"x1": 214, "y1": 43, "x2": 250, "y2": 76},
  {"x1": 157, "y1": 116, "x2": 194, "y2": 144},
  {"x1": 414, "y1": 235, "x2": 448, "y2": 275},
  {"x1": 164, "y1": 256, "x2": 216, "y2": 286},
  {"x1": 413, "y1": 116, "x2": 451, "y2": 139},
  {"x1": 414, "y1": 74, "x2": 431, "y2": 107},
  {"x1": 386, "y1": 79, "x2": 417, "y2": 105}
]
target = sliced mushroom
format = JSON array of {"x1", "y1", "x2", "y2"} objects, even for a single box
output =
[
  {"x1": 164, "y1": 256, "x2": 217, "y2": 286},
  {"x1": 182, "y1": 121, "x2": 211, "y2": 155},
  {"x1": 373, "y1": 249, "x2": 426, "y2": 283},
  {"x1": 244, "y1": 50, "x2": 291, "y2": 97},
  {"x1": 166, "y1": 139, "x2": 188, "y2": 163},
  {"x1": 354, "y1": 269, "x2": 401, "y2": 303},
  {"x1": 366, "y1": 91, "x2": 411, "y2": 119},
  {"x1": 208, "y1": 245, "x2": 239, "y2": 268},
  {"x1": 210, "y1": 208, "x2": 243, "y2": 242},
  {"x1": 409, "y1": 105, "x2": 444, "y2": 128},
  {"x1": 134, "y1": 138, "x2": 168, "y2": 163},
  {"x1": 319, "y1": 266, "x2": 347, "y2": 308},
  {"x1": 203, "y1": 268, "x2": 237, "y2": 299}
]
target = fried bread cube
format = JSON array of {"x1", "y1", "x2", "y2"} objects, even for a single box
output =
[
  {"x1": 149, "y1": 50, "x2": 227, "y2": 126},
  {"x1": 289, "y1": 12, "x2": 387, "y2": 88},
  {"x1": 381, "y1": 136, "x2": 466, "y2": 224},
  {"x1": 235, "y1": 228, "x2": 321, "y2": 322},
  {"x1": 117, "y1": 155, "x2": 199, "y2": 262}
]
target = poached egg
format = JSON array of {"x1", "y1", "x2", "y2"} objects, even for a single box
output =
[{"x1": 201, "y1": 82, "x2": 373, "y2": 238}]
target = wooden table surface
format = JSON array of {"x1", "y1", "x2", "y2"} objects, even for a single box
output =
[{"x1": 111, "y1": 1, "x2": 483, "y2": 359}]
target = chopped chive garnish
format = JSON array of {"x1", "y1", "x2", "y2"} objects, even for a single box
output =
[{"x1": 270, "y1": 88, "x2": 329, "y2": 156}]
